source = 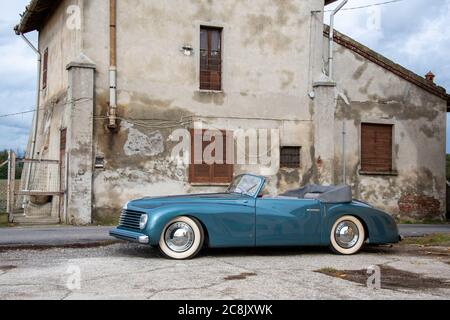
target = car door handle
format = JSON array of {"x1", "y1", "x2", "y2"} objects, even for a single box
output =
[{"x1": 306, "y1": 209, "x2": 321, "y2": 213}]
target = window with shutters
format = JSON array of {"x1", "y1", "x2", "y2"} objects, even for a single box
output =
[
  {"x1": 361, "y1": 123, "x2": 393, "y2": 173},
  {"x1": 200, "y1": 27, "x2": 222, "y2": 91},
  {"x1": 280, "y1": 147, "x2": 301, "y2": 168},
  {"x1": 189, "y1": 129, "x2": 234, "y2": 184},
  {"x1": 42, "y1": 48, "x2": 48, "y2": 89}
]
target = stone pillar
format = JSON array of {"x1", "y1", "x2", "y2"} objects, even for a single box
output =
[
  {"x1": 65, "y1": 54, "x2": 96, "y2": 225},
  {"x1": 313, "y1": 78, "x2": 337, "y2": 185}
]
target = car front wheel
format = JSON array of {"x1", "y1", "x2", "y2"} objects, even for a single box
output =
[
  {"x1": 330, "y1": 216, "x2": 365, "y2": 255},
  {"x1": 159, "y1": 216, "x2": 204, "y2": 260}
]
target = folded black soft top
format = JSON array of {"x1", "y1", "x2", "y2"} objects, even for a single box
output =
[{"x1": 281, "y1": 184, "x2": 352, "y2": 203}]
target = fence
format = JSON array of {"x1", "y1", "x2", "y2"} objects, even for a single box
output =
[
  {"x1": 1, "y1": 151, "x2": 62, "y2": 223},
  {"x1": 0, "y1": 160, "x2": 8, "y2": 214}
]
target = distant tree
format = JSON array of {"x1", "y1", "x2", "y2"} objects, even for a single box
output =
[
  {"x1": 0, "y1": 150, "x2": 8, "y2": 180},
  {"x1": 0, "y1": 150, "x2": 24, "y2": 180},
  {"x1": 447, "y1": 155, "x2": 450, "y2": 182}
]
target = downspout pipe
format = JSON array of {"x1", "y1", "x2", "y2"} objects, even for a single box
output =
[
  {"x1": 328, "y1": 0, "x2": 348, "y2": 79},
  {"x1": 16, "y1": 31, "x2": 41, "y2": 191},
  {"x1": 107, "y1": 0, "x2": 118, "y2": 130}
]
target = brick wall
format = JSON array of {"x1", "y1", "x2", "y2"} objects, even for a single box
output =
[{"x1": 398, "y1": 194, "x2": 441, "y2": 220}]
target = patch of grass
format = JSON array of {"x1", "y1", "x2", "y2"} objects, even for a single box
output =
[
  {"x1": 402, "y1": 233, "x2": 450, "y2": 247},
  {"x1": 0, "y1": 214, "x2": 14, "y2": 228},
  {"x1": 316, "y1": 265, "x2": 450, "y2": 291},
  {"x1": 396, "y1": 218, "x2": 449, "y2": 225},
  {"x1": 92, "y1": 210, "x2": 120, "y2": 226},
  {"x1": 447, "y1": 154, "x2": 450, "y2": 181},
  {"x1": 0, "y1": 214, "x2": 7, "y2": 227},
  {"x1": 317, "y1": 267, "x2": 339, "y2": 275},
  {"x1": 224, "y1": 273, "x2": 257, "y2": 281},
  {"x1": 316, "y1": 267, "x2": 347, "y2": 279}
]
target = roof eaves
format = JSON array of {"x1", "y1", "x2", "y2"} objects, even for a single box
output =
[
  {"x1": 324, "y1": 25, "x2": 449, "y2": 103},
  {"x1": 14, "y1": 0, "x2": 61, "y2": 34}
]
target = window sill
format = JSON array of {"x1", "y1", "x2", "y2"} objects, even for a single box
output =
[
  {"x1": 197, "y1": 89, "x2": 224, "y2": 94},
  {"x1": 190, "y1": 183, "x2": 230, "y2": 187},
  {"x1": 359, "y1": 170, "x2": 398, "y2": 177}
]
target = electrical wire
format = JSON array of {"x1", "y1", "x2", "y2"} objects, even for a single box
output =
[
  {"x1": 0, "y1": 109, "x2": 37, "y2": 118},
  {"x1": 313, "y1": 0, "x2": 404, "y2": 13},
  {"x1": 338, "y1": 0, "x2": 404, "y2": 11},
  {"x1": 0, "y1": 97, "x2": 93, "y2": 119}
]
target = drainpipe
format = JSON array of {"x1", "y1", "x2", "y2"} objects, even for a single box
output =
[
  {"x1": 328, "y1": 1, "x2": 348, "y2": 184},
  {"x1": 107, "y1": 0, "x2": 118, "y2": 130},
  {"x1": 17, "y1": 31, "x2": 41, "y2": 191},
  {"x1": 328, "y1": 0, "x2": 348, "y2": 79},
  {"x1": 342, "y1": 120, "x2": 346, "y2": 185}
]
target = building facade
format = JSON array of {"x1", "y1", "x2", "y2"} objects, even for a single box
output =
[{"x1": 14, "y1": 0, "x2": 450, "y2": 225}]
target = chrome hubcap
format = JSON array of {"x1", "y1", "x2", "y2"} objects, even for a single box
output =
[
  {"x1": 165, "y1": 222, "x2": 195, "y2": 253},
  {"x1": 335, "y1": 221, "x2": 360, "y2": 249}
]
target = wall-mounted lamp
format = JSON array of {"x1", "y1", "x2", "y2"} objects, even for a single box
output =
[{"x1": 181, "y1": 45, "x2": 194, "y2": 56}]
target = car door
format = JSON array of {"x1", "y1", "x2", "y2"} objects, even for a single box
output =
[
  {"x1": 255, "y1": 198, "x2": 322, "y2": 246},
  {"x1": 201, "y1": 195, "x2": 257, "y2": 248}
]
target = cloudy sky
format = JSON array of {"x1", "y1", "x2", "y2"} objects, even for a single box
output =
[{"x1": 0, "y1": 0, "x2": 449, "y2": 153}]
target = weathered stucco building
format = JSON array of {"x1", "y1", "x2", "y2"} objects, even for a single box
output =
[{"x1": 14, "y1": 0, "x2": 450, "y2": 225}]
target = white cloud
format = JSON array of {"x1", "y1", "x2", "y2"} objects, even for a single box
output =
[
  {"x1": 326, "y1": 0, "x2": 450, "y2": 152},
  {"x1": 325, "y1": 0, "x2": 450, "y2": 90},
  {"x1": 0, "y1": 0, "x2": 37, "y2": 152}
]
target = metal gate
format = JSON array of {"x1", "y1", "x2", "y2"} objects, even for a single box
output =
[
  {"x1": 0, "y1": 156, "x2": 9, "y2": 222},
  {"x1": 3, "y1": 151, "x2": 62, "y2": 224}
]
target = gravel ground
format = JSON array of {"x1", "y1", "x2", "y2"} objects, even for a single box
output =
[{"x1": 0, "y1": 243, "x2": 449, "y2": 300}]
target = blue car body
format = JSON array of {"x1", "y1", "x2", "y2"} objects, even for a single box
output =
[{"x1": 110, "y1": 175, "x2": 400, "y2": 248}]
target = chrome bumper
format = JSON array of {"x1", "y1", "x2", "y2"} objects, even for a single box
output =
[{"x1": 110, "y1": 228, "x2": 150, "y2": 244}]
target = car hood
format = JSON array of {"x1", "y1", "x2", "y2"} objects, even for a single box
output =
[{"x1": 126, "y1": 193, "x2": 248, "y2": 210}]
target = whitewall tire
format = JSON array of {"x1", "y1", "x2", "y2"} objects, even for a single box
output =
[
  {"x1": 159, "y1": 216, "x2": 204, "y2": 260},
  {"x1": 330, "y1": 215, "x2": 365, "y2": 255}
]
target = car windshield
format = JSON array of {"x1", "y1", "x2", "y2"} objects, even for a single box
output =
[{"x1": 227, "y1": 175, "x2": 263, "y2": 197}]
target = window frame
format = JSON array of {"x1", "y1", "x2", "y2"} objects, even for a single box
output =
[
  {"x1": 42, "y1": 48, "x2": 49, "y2": 90},
  {"x1": 199, "y1": 26, "x2": 223, "y2": 92},
  {"x1": 280, "y1": 146, "x2": 301, "y2": 169},
  {"x1": 360, "y1": 122, "x2": 396, "y2": 175}
]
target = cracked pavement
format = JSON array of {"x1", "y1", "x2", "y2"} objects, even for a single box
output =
[{"x1": 0, "y1": 243, "x2": 449, "y2": 300}]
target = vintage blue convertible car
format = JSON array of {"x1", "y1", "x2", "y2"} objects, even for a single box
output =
[{"x1": 110, "y1": 174, "x2": 400, "y2": 259}]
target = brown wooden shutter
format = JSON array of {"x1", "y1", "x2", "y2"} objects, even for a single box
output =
[
  {"x1": 189, "y1": 129, "x2": 212, "y2": 184},
  {"x1": 200, "y1": 27, "x2": 222, "y2": 91},
  {"x1": 189, "y1": 129, "x2": 233, "y2": 184},
  {"x1": 212, "y1": 131, "x2": 234, "y2": 184},
  {"x1": 361, "y1": 124, "x2": 393, "y2": 172},
  {"x1": 42, "y1": 48, "x2": 48, "y2": 89}
]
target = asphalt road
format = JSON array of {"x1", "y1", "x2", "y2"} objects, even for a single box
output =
[
  {"x1": 0, "y1": 224, "x2": 449, "y2": 247},
  {"x1": 0, "y1": 226, "x2": 113, "y2": 247},
  {"x1": 398, "y1": 224, "x2": 450, "y2": 237}
]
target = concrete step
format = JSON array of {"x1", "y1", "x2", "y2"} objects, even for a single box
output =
[{"x1": 13, "y1": 215, "x2": 60, "y2": 226}]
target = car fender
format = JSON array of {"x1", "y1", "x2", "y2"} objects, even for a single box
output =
[
  {"x1": 143, "y1": 203, "x2": 256, "y2": 247},
  {"x1": 142, "y1": 205, "x2": 204, "y2": 246},
  {"x1": 323, "y1": 203, "x2": 400, "y2": 245}
]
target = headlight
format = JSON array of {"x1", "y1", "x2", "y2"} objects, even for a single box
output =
[{"x1": 139, "y1": 214, "x2": 148, "y2": 230}]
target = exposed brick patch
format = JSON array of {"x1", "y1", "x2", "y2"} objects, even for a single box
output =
[{"x1": 398, "y1": 194, "x2": 441, "y2": 219}]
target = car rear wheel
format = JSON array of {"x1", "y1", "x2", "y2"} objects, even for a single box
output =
[
  {"x1": 330, "y1": 216, "x2": 365, "y2": 255},
  {"x1": 159, "y1": 216, "x2": 204, "y2": 260}
]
